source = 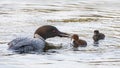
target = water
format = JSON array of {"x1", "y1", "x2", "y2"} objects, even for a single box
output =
[{"x1": 0, "y1": 0, "x2": 120, "y2": 68}]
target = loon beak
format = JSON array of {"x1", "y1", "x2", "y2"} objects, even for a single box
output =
[{"x1": 57, "y1": 31, "x2": 70, "y2": 37}]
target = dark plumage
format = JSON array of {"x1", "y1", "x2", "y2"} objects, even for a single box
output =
[
  {"x1": 93, "y1": 30, "x2": 105, "y2": 44},
  {"x1": 34, "y1": 25, "x2": 69, "y2": 39},
  {"x1": 71, "y1": 34, "x2": 87, "y2": 48}
]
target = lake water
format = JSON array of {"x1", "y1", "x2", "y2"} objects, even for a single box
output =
[{"x1": 0, "y1": 0, "x2": 120, "y2": 68}]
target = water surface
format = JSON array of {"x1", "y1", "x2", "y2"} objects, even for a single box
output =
[{"x1": 0, "y1": 0, "x2": 120, "y2": 68}]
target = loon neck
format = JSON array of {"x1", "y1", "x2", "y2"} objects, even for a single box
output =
[{"x1": 34, "y1": 34, "x2": 45, "y2": 42}]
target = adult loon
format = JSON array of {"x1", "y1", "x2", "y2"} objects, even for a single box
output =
[{"x1": 8, "y1": 25, "x2": 69, "y2": 54}]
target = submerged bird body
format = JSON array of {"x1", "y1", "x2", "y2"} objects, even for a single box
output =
[
  {"x1": 73, "y1": 39, "x2": 87, "y2": 48},
  {"x1": 8, "y1": 36, "x2": 45, "y2": 53}
]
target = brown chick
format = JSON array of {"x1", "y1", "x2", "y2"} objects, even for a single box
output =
[{"x1": 71, "y1": 34, "x2": 87, "y2": 48}]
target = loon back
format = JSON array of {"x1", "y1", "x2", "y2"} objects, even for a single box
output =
[{"x1": 8, "y1": 37, "x2": 45, "y2": 54}]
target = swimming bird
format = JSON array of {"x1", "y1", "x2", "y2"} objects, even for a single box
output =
[
  {"x1": 8, "y1": 25, "x2": 69, "y2": 54},
  {"x1": 71, "y1": 34, "x2": 87, "y2": 49},
  {"x1": 93, "y1": 30, "x2": 105, "y2": 44}
]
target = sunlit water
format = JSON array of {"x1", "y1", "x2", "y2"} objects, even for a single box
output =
[{"x1": 0, "y1": 0, "x2": 120, "y2": 68}]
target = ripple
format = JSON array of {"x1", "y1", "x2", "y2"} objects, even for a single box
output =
[{"x1": 47, "y1": 18, "x2": 99, "y2": 23}]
